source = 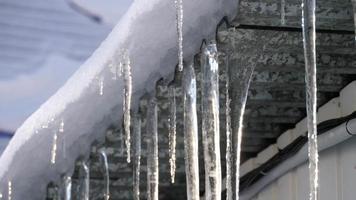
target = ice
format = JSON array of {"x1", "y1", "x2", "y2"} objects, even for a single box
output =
[
  {"x1": 51, "y1": 121, "x2": 65, "y2": 165},
  {"x1": 201, "y1": 43, "x2": 221, "y2": 200},
  {"x1": 281, "y1": 0, "x2": 286, "y2": 25},
  {"x1": 0, "y1": 0, "x2": 237, "y2": 198},
  {"x1": 99, "y1": 77, "x2": 104, "y2": 96},
  {"x1": 146, "y1": 96, "x2": 159, "y2": 200},
  {"x1": 50, "y1": 133, "x2": 58, "y2": 165},
  {"x1": 168, "y1": 85, "x2": 177, "y2": 184},
  {"x1": 175, "y1": 0, "x2": 184, "y2": 71},
  {"x1": 62, "y1": 176, "x2": 72, "y2": 200},
  {"x1": 7, "y1": 181, "x2": 11, "y2": 200},
  {"x1": 225, "y1": 63, "x2": 233, "y2": 200},
  {"x1": 77, "y1": 161, "x2": 89, "y2": 200},
  {"x1": 99, "y1": 149, "x2": 110, "y2": 200},
  {"x1": 133, "y1": 114, "x2": 142, "y2": 200},
  {"x1": 120, "y1": 52, "x2": 132, "y2": 163},
  {"x1": 59, "y1": 120, "x2": 64, "y2": 133},
  {"x1": 232, "y1": 62, "x2": 255, "y2": 200},
  {"x1": 302, "y1": 0, "x2": 319, "y2": 200},
  {"x1": 183, "y1": 63, "x2": 200, "y2": 200}
]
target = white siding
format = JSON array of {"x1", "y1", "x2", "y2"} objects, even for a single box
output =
[{"x1": 253, "y1": 137, "x2": 356, "y2": 200}]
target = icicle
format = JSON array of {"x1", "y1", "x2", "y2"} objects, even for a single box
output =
[
  {"x1": 352, "y1": 0, "x2": 356, "y2": 41},
  {"x1": 78, "y1": 161, "x2": 90, "y2": 200},
  {"x1": 7, "y1": 181, "x2": 11, "y2": 200},
  {"x1": 146, "y1": 96, "x2": 159, "y2": 200},
  {"x1": 175, "y1": 0, "x2": 184, "y2": 71},
  {"x1": 120, "y1": 51, "x2": 132, "y2": 163},
  {"x1": 59, "y1": 120, "x2": 64, "y2": 133},
  {"x1": 63, "y1": 176, "x2": 72, "y2": 200},
  {"x1": 51, "y1": 121, "x2": 64, "y2": 165},
  {"x1": 50, "y1": 132, "x2": 58, "y2": 165},
  {"x1": 231, "y1": 59, "x2": 255, "y2": 200},
  {"x1": 201, "y1": 43, "x2": 221, "y2": 200},
  {"x1": 99, "y1": 149, "x2": 110, "y2": 200},
  {"x1": 100, "y1": 77, "x2": 104, "y2": 96},
  {"x1": 183, "y1": 62, "x2": 200, "y2": 200},
  {"x1": 168, "y1": 85, "x2": 177, "y2": 184},
  {"x1": 133, "y1": 114, "x2": 142, "y2": 200},
  {"x1": 225, "y1": 63, "x2": 233, "y2": 200},
  {"x1": 281, "y1": 0, "x2": 286, "y2": 25},
  {"x1": 302, "y1": 0, "x2": 319, "y2": 200}
]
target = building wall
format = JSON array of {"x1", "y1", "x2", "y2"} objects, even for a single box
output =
[{"x1": 252, "y1": 137, "x2": 356, "y2": 200}]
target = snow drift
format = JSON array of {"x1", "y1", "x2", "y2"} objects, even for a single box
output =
[{"x1": 0, "y1": 0, "x2": 237, "y2": 199}]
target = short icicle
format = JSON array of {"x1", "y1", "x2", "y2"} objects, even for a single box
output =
[
  {"x1": 302, "y1": 0, "x2": 319, "y2": 200},
  {"x1": 133, "y1": 113, "x2": 142, "y2": 200},
  {"x1": 183, "y1": 62, "x2": 200, "y2": 200},
  {"x1": 168, "y1": 85, "x2": 177, "y2": 184},
  {"x1": 121, "y1": 51, "x2": 132, "y2": 163},
  {"x1": 175, "y1": 0, "x2": 184, "y2": 71},
  {"x1": 99, "y1": 149, "x2": 110, "y2": 200},
  {"x1": 51, "y1": 120, "x2": 64, "y2": 165},
  {"x1": 7, "y1": 181, "x2": 11, "y2": 200},
  {"x1": 50, "y1": 132, "x2": 58, "y2": 165},
  {"x1": 78, "y1": 161, "x2": 90, "y2": 200},
  {"x1": 100, "y1": 76, "x2": 104, "y2": 96},
  {"x1": 63, "y1": 176, "x2": 72, "y2": 200},
  {"x1": 146, "y1": 95, "x2": 159, "y2": 200},
  {"x1": 201, "y1": 42, "x2": 222, "y2": 200}
]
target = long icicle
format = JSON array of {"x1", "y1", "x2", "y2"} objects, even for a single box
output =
[
  {"x1": 121, "y1": 51, "x2": 132, "y2": 163},
  {"x1": 99, "y1": 149, "x2": 110, "y2": 200},
  {"x1": 168, "y1": 85, "x2": 177, "y2": 184},
  {"x1": 63, "y1": 176, "x2": 72, "y2": 200},
  {"x1": 133, "y1": 113, "x2": 142, "y2": 200},
  {"x1": 146, "y1": 96, "x2": 159, "y2": 200},
  {"x1": 201, "y1": 42, "x2": 221, "y2": 200},
  {"x1": 232, "y1": 60, "x2": 255, "y2": 200},
  {"x1": 302, "y1": 0, "x2": 319, "y2": 200},
  {"x1": 351, "y1": 0, "x2": 356, "y2": 41},
  {"x1": 225, "y1": 59, "x2": 233, "y2": 200},
  {"x1": 183, "y1": 62, "x2": 200, "y2": 200},
  {"x1": 78, "y1": 161, "x2": 90, "y2": 200},
  {"x1": 175, "y1": 0, "x2": 184, "y2": 71}
]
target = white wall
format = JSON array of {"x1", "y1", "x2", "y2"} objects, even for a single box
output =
[{"x1": 252, "y1": 137, "x2": 356, "y2": 200}]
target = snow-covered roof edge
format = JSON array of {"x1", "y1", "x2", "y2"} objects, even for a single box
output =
[{"x1": 0, "y1": 0, "x2": 238, "y2": 199}]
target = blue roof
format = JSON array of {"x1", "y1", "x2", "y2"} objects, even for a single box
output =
[{"x1": 0, "y1": 0, "x2": 112, "y2": 79}]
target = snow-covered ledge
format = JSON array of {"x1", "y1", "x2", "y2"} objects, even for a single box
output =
[{"x1": 0, "y1": 0, "x2": 237, "y2": 199}]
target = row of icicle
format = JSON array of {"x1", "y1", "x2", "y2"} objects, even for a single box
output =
[{"x1": 5, "y1": 0, "x2": 346, "y2": 198}]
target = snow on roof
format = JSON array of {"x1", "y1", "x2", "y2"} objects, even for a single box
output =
[{"x1": 0, "y1": 0, "x2": 237, "y2": 199}]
